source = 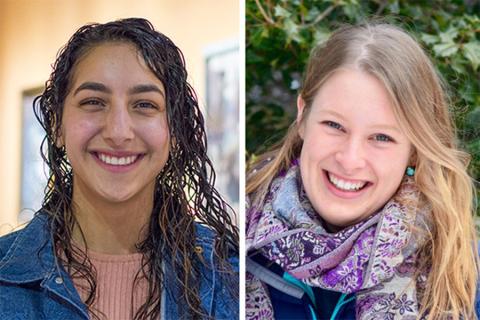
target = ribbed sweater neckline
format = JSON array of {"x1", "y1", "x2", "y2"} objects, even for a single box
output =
[{"x1": 71, "y1": 249, "x2": 149, "y2": 320}]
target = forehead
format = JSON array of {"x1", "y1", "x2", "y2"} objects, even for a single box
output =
[
  {"x1": 311, "y1": 68, "x2": 398, "y2": 126},
  {"x1": 69, "y1": 42, "x2": 163, "y2": 90}
]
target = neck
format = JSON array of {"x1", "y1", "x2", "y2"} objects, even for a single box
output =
[{"x1": 71, "y1": 183, "x2": 153, "y2": 255}]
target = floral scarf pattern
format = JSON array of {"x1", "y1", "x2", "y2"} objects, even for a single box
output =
[{"x1": 246, "y1": 164, "x2": 431, "y2": 320}]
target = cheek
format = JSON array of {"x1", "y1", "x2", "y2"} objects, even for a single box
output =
[
  {"x1": 140, "y1": 120, "x2": 170, "y2": 153},
  {"x1": 301, "y1": 133, "x2": 333, "y2": 161},
  {"x1": 372, "y1": 149, "x2": 410, "y2": 192},
  {"x1": 62, "y1": 117, "x2": 99, "y2": 149},
  {"x1": 373, "y1": 145, "x2": 411, "y2": 173}
]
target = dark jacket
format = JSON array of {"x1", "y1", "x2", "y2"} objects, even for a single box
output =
[
  {"x1": 249, "y1": 251, "x2": 480, "y2": 320},
  {"x1": 0, "y1": 212, "x2": 238, "y2": 319}
]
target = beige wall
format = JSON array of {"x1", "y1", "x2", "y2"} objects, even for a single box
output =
[{"x1": 0, "y1": 0, "x2": 239, "y2": 234}]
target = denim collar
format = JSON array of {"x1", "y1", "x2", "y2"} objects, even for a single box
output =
[
  {"x1": 0, "y1": 213, "x2": 56, "y2": 283},
  {"x1": 0, "y1": 212, "x2": 89, "y2": 319}
]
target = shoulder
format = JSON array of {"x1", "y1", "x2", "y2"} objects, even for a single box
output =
[
  {"x1": 0, "y1": 229, "x2": 21, "y2": 260},
  {"x1": 0, "y1": 213, "x2": 53, "y2": 279},
  {"x1": 0, "y1": 213, "x2": 49, "y2": 259}
]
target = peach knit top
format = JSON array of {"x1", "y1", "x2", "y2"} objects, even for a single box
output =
[{"x1": 72, "y1": 250, "x2": 149, "y2": 320}]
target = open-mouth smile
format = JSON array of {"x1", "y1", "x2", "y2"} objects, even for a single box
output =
[
  {"x1": 323, "y1": 170, "x2": 372, "y2": 198},
  {"x1": 91, "y1": 151, "x2": 145, "y2": 172}
]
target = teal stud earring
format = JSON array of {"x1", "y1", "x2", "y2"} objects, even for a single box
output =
[{"x1": 406, "y1": 166, "x2": 415, "y2": 177}]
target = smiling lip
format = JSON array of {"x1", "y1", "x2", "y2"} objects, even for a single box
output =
[
  {"x1": 323, "y1": 170, "x2": 372, "y2": 199},
  {"x1": 90, "y1": 151, "x2": 145, "y2": 173}
]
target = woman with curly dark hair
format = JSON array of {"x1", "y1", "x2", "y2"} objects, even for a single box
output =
[{"x1": 0, "y1": 18, "x2": 238, "y2": 320}]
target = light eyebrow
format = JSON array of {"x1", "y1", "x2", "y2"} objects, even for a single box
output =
[
  {"x1": 128, "y1": 84, "x2": 164, "y2": 97},
  {"x1": 73, "y1": 82, "x2": 111, "y2": 96},
  {"x1": 319, "y1": 109, "x2": 401, "y2": 133},
  {"x1": 318, "y1": 109, "x2": 346, "y2": 120},
  {"x1": 370, "y1": 124, "x2": 401, "y2": 133}
]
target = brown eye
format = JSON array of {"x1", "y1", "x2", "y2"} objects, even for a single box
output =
[
  {"x1": 134, "y1": 101, "x2": 158, "y2": 109},
  {"x1": 80, "y1": 98, "x2": 105, "y2": 107}
]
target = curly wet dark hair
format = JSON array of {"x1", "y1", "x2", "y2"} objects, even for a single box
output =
[{"x1": 33, "y1": 18, "x2": 238, "y2": 319}]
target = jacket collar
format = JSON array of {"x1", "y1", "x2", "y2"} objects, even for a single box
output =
[
  {"x1": 0, "y1": 212, "x2": 56, "y2": 283},
  {"x1": 0, "y1": 212, "x2": 89, "y2": 319}
]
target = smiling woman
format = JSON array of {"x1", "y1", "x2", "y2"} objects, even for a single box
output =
[
  {"x1": 296, "y1": 69, "x2": 413, "y2": 231},
  {"x1": 246, "y1": 22, "x2": 479, "y2": 320},
  {"x1": 0, "y1": 18, "x2": 238, "y2": 320},
  {"x1": 61, "y1": 43, "x2": 170, "y2": 209}
]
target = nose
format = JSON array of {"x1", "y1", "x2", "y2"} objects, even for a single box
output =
[
  {"x1": 102, "y1": 103, "x2": 134, "y2": 146},
  {"x1": 334, "y1": 137, "x2": 367, "y2": 174}
]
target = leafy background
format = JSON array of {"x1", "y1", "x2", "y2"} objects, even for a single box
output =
[{"x1": 246, "y1": 0, "x2": 480, "y2": 216}]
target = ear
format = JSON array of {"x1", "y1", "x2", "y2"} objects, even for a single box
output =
[{"x1": 297, "y1": 95, "x2": 306, "y2": 139}]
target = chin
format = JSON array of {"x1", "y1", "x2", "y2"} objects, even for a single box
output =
[{"x1": 99, "y1": 190, "x2": 137, "y2": 204}]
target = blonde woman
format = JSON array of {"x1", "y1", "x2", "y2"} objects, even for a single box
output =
[{"x1": 246, "y1": 23, "x2": 479, "y2": 320}]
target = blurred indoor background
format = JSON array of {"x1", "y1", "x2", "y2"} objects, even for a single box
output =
[{"x1": 0, "y1": 0, "x2": 239, "y2": 234}]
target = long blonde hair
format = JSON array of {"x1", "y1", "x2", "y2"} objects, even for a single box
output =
[{"x1": 247, "y1": 22, "x2": 478, "y2": 320}]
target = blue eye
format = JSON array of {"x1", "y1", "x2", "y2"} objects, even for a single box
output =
[
  {"x1": 374, "y1": 134, "x2": 393, "y2": 142},
  {"x1": 323, "y1": 121, "x2": 343, "y2": 130}
]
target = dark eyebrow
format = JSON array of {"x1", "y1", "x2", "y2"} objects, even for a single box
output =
[
  {"x1": 73, "y1": 82, "x2": 164, "y2": 97},
  {"x1": 73, "y1": 82, "x2": 111, "y2": 96},
  {"x1": 128, "y1": 84, "x2": 164, "y2": 97}
]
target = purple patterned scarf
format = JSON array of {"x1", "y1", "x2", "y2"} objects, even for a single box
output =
[{"x1": 246, "y1": 164, "x2": 431, "y2": 320}]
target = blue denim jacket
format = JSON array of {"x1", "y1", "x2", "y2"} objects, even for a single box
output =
[{"x1": 0, "y1": 213, "x2": 238, "y2": 319}]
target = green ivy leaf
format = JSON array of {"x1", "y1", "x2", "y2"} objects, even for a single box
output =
[
  {"x1": 433, "y1": 42, "x2": 459, "y2": 57},
  {"x1": 451, "y1": 55, "x2": 467, "y2": 74},
  {"x1": 284, "y1": 19, "x2": 302, "y2": 43},
  {"x1": 463, "y1": 41, "x2": 480, "y2": 71},
  {"x1": 421, "y1": 33, "x2": 439, "y2": 45},
  {"x1": 313, "y1": 28, "x2": 331, "y2": 45},
  {"x1": 274, "y1": 5, "x2": 291, "y2": 19},
  {"x1": 305, "y1": 7, "x2": 320, "y2": 22},
  {"x1": 439, "y1": 28, "x2": 459, "y2": 43}
]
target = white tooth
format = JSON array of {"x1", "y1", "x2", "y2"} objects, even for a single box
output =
[
  {"x1": 99, "y1": 154, "x2": 106, "y2": 162},
  {"x1": 129, "y1": 156, "x2": 136, "y2": 164},
  {"x1": 329, "y1": 172, "x2": 367, "y2": 191},
  {"x1": 105, "y1": 156, "x2": 111, "y2": 164},
  {"x1": 119, "y1": 157, "x2": 126, "y2": 165},
  {"x1": 113, "y1": 157, "x2": 120, "y2": 165}
]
